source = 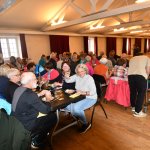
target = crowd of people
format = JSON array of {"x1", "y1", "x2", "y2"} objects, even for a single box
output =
[{"x1": 0, "y1": 47, "x2": 150, "y2": 149}]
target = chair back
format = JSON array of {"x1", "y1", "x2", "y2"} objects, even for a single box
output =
[{"x1": 93, "y1": 74, "x2": 106, "y2": 98}]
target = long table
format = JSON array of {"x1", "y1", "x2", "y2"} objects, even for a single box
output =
[{"x1": 45, "y1": 90, "x2": 85, "y2": 136}]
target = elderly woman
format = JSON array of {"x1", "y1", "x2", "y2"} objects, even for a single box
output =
[
  {"x1": 94, "y1": 57, "x2": 110, "y2": 81},
  {"x1": 6, "y1": 68, "x2": 20, "y2": 103},
  {"x1": 85, "y1": 55, "x2": 94, "y2": 76},
  {"x1": 65, "y1": 64, "x2": 97, "y2": 133}
]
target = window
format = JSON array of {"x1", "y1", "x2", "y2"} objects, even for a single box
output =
[
  {"x1": 146, "y1": 38, "x2": 149, "y2": 52},
  {"x1": 126, "y1": 38, "x2": 129, "y2": 54},
  {"x1": 88, "y1": 37, "x2": 95, "y2": 54},
  {"x1": 0, "y1": 36, "x2": 22, "y2": 59}
]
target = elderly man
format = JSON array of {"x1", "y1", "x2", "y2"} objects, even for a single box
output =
[{"x1": 11, "y1": 72, "x2": 57, "y2": 148}]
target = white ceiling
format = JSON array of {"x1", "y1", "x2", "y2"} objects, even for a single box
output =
[{"x1": 0, "y1": 0, "x2": 150, "y2": 37}]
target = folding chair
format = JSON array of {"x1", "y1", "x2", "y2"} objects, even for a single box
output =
[{"x1": 92, "y1": 74, "x2": 108, "y2": 120}]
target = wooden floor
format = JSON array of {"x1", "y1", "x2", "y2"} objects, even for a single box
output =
[{"x1": 47, "y1": 101, "x2": 150, "y2": 150}]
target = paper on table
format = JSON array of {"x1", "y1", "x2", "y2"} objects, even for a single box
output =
[{"x1": 69, "y1": 93, "x2": 81, "y2": 98}]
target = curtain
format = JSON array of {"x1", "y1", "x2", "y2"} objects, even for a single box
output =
[
  {"x1": 94, "y1": 37, "x2": 98, "y2": 56},
  {"x1": 83, "y1": 36, "x2": 88, "y2": 54},
  {"x1": 0, "y1": 40, "x2": 2, "y2": 53},
  {"x1": 135, "y1": 38, "x2": 141, "y2": 51},
  {"x1": 122, "y1": 38, "x2": 127, "y2": 53},
  {"x1": 128, "y1": 38, "x2": 131, "y2": 55},
  {"x1": 144, "y1": 39, "x2": 147, "y2": 53},
  {"x1": 49, "y1": 35, "x2": 69, "y2": 54},
  {"x1": 106, "y1": 37, "x2": 116, "y2": 57},
  {"x1": 19, "y1": 34, "x2": 28, "y2": 58}
]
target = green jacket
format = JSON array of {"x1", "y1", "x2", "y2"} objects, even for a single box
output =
[{"x1": 0, "y1": 109, "x2": 30, "y2": 150}]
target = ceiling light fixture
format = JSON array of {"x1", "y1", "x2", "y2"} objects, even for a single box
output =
[
  {"x1": 130, "y1": 30, "x2": 144, "y2": 33},
  {"x1": 135, "y1": 0, "x2": 150, "y2": 3},
  {"x1": 114, "y1": 27, "x2": 127, "y2": 32},
  {"x1": 51, "y1": 20, "x2": 66, "y2": 26},
  {"x1": 90, "y1": 25, "x2": 105, "y2": 30},
  {"x1": 128, "y1": 26, "x2": 141, "y2": 30}
]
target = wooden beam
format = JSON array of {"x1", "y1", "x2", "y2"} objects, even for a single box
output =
[
  {"x1": 43, "y1": 0, "x2": 75, "y2": 28},
  {"x1": 81, "y1": 20, "x2": 150, "y2": 34},
  {"x1": 89, "y1": 0, "x2": 97, "y2": 13},
  {"x1": 99, "y1": 0, "x2": 114, "y2": 12},
  {"x1": 70, "y1": 3, "x2": 87, "y2": 16},
  {"x1": 136, "y1": 11, "x2": 150, "y2": 20},
  {"x1": 105, "y1": 26, "x2": 150, "y2": 35},
  {"x1": 42, "y1": 1, "x2": 150, "y2": 31},
  {"x1": 113, "y1": 16, "x2": 126, "y2": 23}
]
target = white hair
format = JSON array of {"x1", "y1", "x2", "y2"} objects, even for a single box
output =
[
  {"x1": 21, "y1": 72, "x2": 35, "y2": 85},
  {"x1": 100, "y1": 58, "x2": 108, "y2": 65},
  {"x1": 7, "y1": 68, "x2": 20, "y2": 79},
  {"x1": 75, "y1": 64, "x2": 89, "y2": 74}
]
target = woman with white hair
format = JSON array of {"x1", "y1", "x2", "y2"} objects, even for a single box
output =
[
  {"x1": 65, "y1": 64, "x2": 97, "y2": 133},
  {"x1": 94, "y1": 57, "x2": 110, "y2": 81}
]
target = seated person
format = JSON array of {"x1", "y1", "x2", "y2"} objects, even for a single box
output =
[
  {"x1": 0, "y1": 76, "x2": 11, "y2": 115},
  {"x1": 85, "y1": 55, "x2": 94, "y2": 76},
  {"x1": 27, "y1": 62, "x2": 36, "y2": 72},
  {"x1": 0, "y1": 108, "x2": 30, "y2": 150},
  {"x1": 6, "y1": 68, "x2": 20, "y2": 103},
  {"x1": 27, "y1": 62, "x2": 47, "y2": 77},
  {"x1": 111, "y1": 58, "x2": 128, "y2": 79},
  {"x1": 11, "y1": 72, "x2": 57, "y2": 148},
  {"x1": 90, "y1": 54, "x2": 100, "y2": 67},
  {"x1": 55, "y1": 61, "x2": 75, "y2": 90},
  {"x1": 94, "y1": 58, "x2": 110, "y2": 81},
  {"x1": 65, "y1": 64, "x2": 97, "y2": 133},
  {"x1": 42, "y1": 62, "x2": 61, "y2": 83}
]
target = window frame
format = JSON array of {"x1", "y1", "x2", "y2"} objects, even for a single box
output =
[
  {"x1": 88, "y1": 37, "x2": 95, "y2": 54},
  {"x1": 0, "y1": 35, "x2": 22, "y2": 60}
]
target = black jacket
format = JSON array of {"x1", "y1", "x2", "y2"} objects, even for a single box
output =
[{"x1": 12, "y1": 88, "x2": 51, "y2": 131}]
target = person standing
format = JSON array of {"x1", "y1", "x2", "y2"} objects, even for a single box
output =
[{"x1": 128, "y1": 49, "x2": 150, "y2": 117}]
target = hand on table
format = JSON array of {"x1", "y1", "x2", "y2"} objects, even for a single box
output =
[{"x1": 38, "y1": 90, "x2": 54, "y2": 101}]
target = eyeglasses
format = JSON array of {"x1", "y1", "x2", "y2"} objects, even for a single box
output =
[{"x1": 77, "y1": 70, "x2": 85, "y2": 74}]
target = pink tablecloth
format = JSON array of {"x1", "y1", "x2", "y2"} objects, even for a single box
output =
[{"x1": 105, "y1": 77, "x2": 130, "y2": 107}]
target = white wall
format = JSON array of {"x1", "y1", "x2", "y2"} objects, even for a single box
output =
[
  {"x1": 25, "y1": 34, "x2": 50, "y2": 63},
  {"x1": 116, "y1": 38, "x2": 123, "y2": 56},
  {"x1": 69, "y1": 36, "x2": 84, "y2": 54},
  {"x1": 131, "y1": 38, "x2": 135, "y2": 56},
  {"x1": 141, "y1": 38, "x2": 144, "y2": 53}
]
